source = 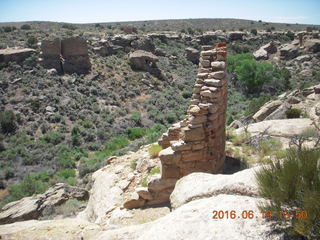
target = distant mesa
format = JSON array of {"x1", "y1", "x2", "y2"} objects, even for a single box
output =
[{"x1": 41, "y1": 36, "x2": 91, "y2": 75}]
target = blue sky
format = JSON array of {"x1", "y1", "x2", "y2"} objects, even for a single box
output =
[{"x1": 0, "y1": 0, "x2": 319, "y2": 24}]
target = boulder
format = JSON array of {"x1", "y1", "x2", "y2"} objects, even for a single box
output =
[
  {"x1": 235, "y1": 118, "x2": 315, "y2": 138},
  {"x1": 304, "y1": 39, "x2": 320, "y2": 53},
  {"x1": 0, "y1": 48, "x2": 35, "y2": 64},
  {"x1": 111, "y1": 34, "x2": 138, "y2": 47},
  {"x1": 252, "y1": 100, "x2": 283, "y2": 122},
  {"x1": 0, "y1": 183, "x2": 88, "y2": 225},
  {"x1": 129, "y1": 50, "x2": 162, "y2": 78},
  {"x1": 185, "y1": 47, "x2": 200, "y2": 64},
  {"x1": 78, "y1": 168, "x2": 123, "y2": 224},
  {"x1": 253, "y1": 48, "x2": 268, "y2": 60},
  {"x1": 279, "y1": 43, "x2": 299, "y2": 60},
  {"x1": 264, "y1": 102, "x2": 290, "y2": 121},
  {"x1": 228, "y1": 31, "x2": 245, "y2": 41},
  {"x1": 253, "y1": 42, "x2": 277, "y2": 60},
  {"x1": 170, "y1": 168, "x2": 260, "y2": 209},
  {"x1": 197, "y1": 32, "x2": 217, "y2": 45}
]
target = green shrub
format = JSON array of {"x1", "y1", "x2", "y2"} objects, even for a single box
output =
[
  {"x1": 104, "y1": 136, "x2": 130, "y2": 152},
  {"x1": 228, "y1": 53, "x2": 289, "y2": 94},
  {"x1": 182, "y1": 90, "x2": 192, "y2": 98},
  {"x1": 149, "y1": 166, "x2": 160, "y2": 175},
  {"x1": 148, "y1": 144, "x2": 162, "y2": 158},
  {"x1": 255, "y1": 149, "x2": 320, "y2": 239},
  {"x1": 127, "y1": 128, "x2": 146, "y2": 140},
  {"x1": 41, "y1": 131, "x2": 65, "y2": 145},
  {"x1": 131, "y1": 112, "x2": 141, "y2": 126},
  {"x1": 0, "y1": 110, "x2": 17, "y2": 134},
  {"x1": 130, "y1": 159, "x2": 138, "y2": 170},
  {"x1": 250, "y1": 29, "x2": 257, "y2": 35},
  {"x1": 7, "y1": 171, "x2": 50, "y2": 202},
  {"x1": 285, "y1": 108, "x2": 302, "y2": 119},
  {"x1": 20, "y1": 24, "x2": 31, "y2": 30},
  {"x1": 56, "y1": 169, "x2": 75, "y2": 179},
  {"x1": 27, "y1": 36, "x2": 37, "y2": 48},
  {"x1": 62, "y1": 23, "x2": 77, "y2": 30},
  {"x1": 286, "y1": 31, "x2": 295, "y2": 40}
]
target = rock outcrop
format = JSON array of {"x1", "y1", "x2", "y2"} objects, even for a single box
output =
[
  {"x1": 0, "y1": 48, "x2": 35, "y2": 63},
  {"x1": 185, "y1": 47, "x2": 200, "y2": 64},
  {"x1": 41, "y1": 37, "x2": 91, "y2": 74},
  {"x1": 0, "y1": 165, "x2": 285, "y2": 240},
  {"x1": 170, "y1": 167, "x2": 260, "y2": 209},
  {"x1": 279, "y1": 43, "x2": 299, "y2": 60},
  {"x1": 253, "y1": 41, "x2": 277, "y2": 60},
  {"x1": 129, "y1": 50, "x2": 162, "y2": 78},
  {"x1": 0, "y1": 183, "x2": 88, "y2": 225},
  {"x1": 252, "y1": 84, "x2": 320, "y2": 122},
  {"x1": 124, "y1": 43, "x2": 228, "y2": 208}
]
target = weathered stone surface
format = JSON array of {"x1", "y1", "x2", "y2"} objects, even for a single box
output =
[
  {"x1": 159, "y1": 147, "x2": 181, "y2": 164},
  {"x1": 304, "y1": 39, "x2": 320, "y2": 53},
  {"x1": 204, "y1": 79, "x2": 222, "y2": 87},
  {"x1": 253, "y1": 48, "x2": 268, "y2": 60},
  {"x1": 129, "y1": 50, "x2": 162, "y2": 78},
  {"x1": 170, "y1": 169, "x2": 260, "y2": 209},
  {"x1": 280, "y1": 43, "x2": 299, "y2": 60},
  {"x1": 61, "y1": 37, "x2": 91, "y2": 74},
  {"x1": 148, "y1": 177, "x2": 178, "y2": 193},
  {"x1": 181, "y1": 127, "x2": 205, "y2": 142},
  {"x1": 123, "y1": 193, "x2": 146, "y2": 209},
  {"x1": 0, "y1": 183, "x2": 88, "y2": 224},
  {"x1": 41, "y1": 37, "x2": 91, "y2": 74},
  {"x1": 78, "y1": 168, "x2": 123, "y2": 224},
  {"x1": 228, "y1": 31, "x2": 244, "y2": 41},
  {"x1": 185, "y1": 47, "x2": 200, "y2": 64},
  {"x1": 252, "y1": 100, "x2": 283, "y2": 122},
  {"x1": 254, "y1": 41, "x2": 277, "y2": 60},
  {"x1": 211, "y1": 61, "x2": 225, "y2": 70},
  {"x1": 131, "y1": 37, "x2": 155, "y2": 52},
  {"x1": 0, "y1": 48, "x2": 35, "y2": 64},
  {"x1": 235, "y1": 118, "x2": 315, "y2": 138},
  {"x1": 210, "y1": 71, "x2": 225, "y2": 79}
]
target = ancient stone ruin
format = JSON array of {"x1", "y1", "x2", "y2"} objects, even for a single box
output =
[
  {"x1": 41, "y1": 36, "x2": 91, "y2": 74},
  {"x1": 129, "y1": 50, "x2": 162, "y2": 78},
  {"x1": 124, "y1": 43, "x2": 228, "y2": 208}
]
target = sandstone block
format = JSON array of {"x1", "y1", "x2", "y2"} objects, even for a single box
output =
[
  {"x1": 181, "y1": 150, "x2": 205, "y2": 162},
  {"x1": 197, "y1": 73, "x2": 208, "y2": 79},
  {"x1": 200, "y1": 59, "x2": 211, "y2": 68},
  {"x1": 181, "y1": 127, "x2": 205, "y2": 142},
  {"x1": 159, "y1": 147, "x2": 181, "y2": 165},
  {"x1": 210, "y1": 71, "x2": 226, "y2": 79},
  {"x1": 136, "y1": 187, "x2": 153, "y2": 200},
  {"x1": 171, "y1": 140, "x2": 192, "y2": 151},
  {"x1": 211, "y1": 61, "x2": 225, "y2": 70},
  {"x1": 161, "y1": 164, "x2": 180, "y2": 179},
  {"x1": 204, "y1": 79, "x2": 222, "y2": 87},
  {"x1": 148, "y1": 178, "x2": 178, "y2": 192}
]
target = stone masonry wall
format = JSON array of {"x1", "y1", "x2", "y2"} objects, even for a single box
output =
[
  {"x1": 158, "y1": 42, "x2": 228, "y2": 178},
  {"x1": 123, "y1": 43, "x2": 227, "y2": 209},
  {"x1": 41, "y1": 37, "x2": 91, "y2": 74}
]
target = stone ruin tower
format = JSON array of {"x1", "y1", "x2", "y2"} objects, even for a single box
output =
[
  {"x1": 124, "y1": 43, "x2": 227, "y2": 208},
  {"x1": 158, "y1": 42, "x2": 228, "y2": 178}
]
